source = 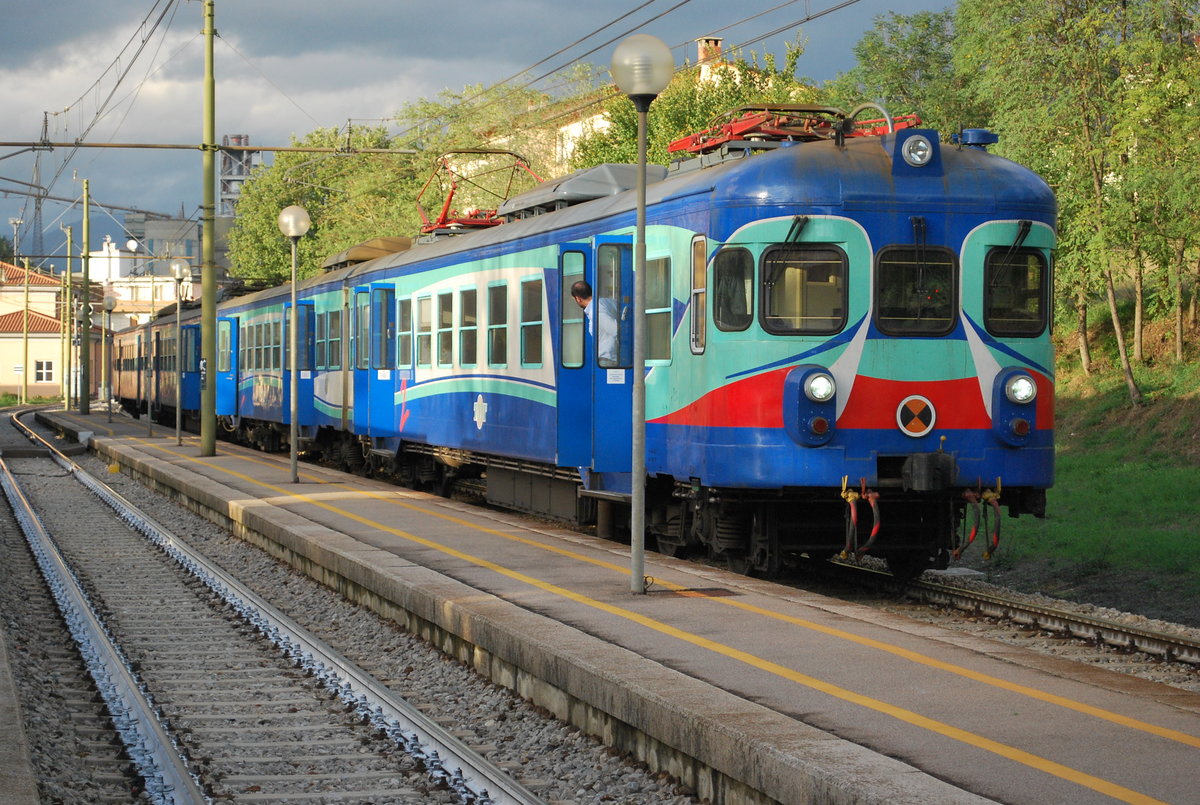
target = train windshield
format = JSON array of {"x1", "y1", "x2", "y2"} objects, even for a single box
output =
[
  {"x1": 875, "y1": 247, "x2": 957, "y2": 336},
  {"x1": 761, "y1": 245, "x2": 847, "y2": 335},
  {"x1": 984, "y1": 248, "x2": 1048, "y2": 337}
]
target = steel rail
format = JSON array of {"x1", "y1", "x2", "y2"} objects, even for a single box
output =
[
  {"x1": 0, "y1": 453, "x2": 210, "y2": 805},
  {"x1": 12, "y1": 410, "x2": 547, "y2": 805},
  {"x1": 829, "y1": 558, "x2": 1200, "y2": 665}
]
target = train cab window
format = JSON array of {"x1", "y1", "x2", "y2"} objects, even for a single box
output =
[
  {"x1": 520, "y1": 277, "x2": 543, "y2": 367},
  {"x1": 488, "y1": 282, "x2": 508, "y2": 367},
  {"x1": 436, "y1": 292, "x2": 454, "y2": 367},
  {"x1": 327, "y1": 309, "x2": 342, "y2": 370},
  {"x1": 875, "y1": 247, "x2": 956, "y2": 336},
  {"x1": 355, "y1": 292, "x2": 370, "y2": 369},
  {"x1": 646, "y1": 257, "x2": 671, "y2": 361},
  {"x1": 459, "y1": 289, "x2": 478, "y2": 367},
  {"x1": 713, "y1": 248, "x2": 753, "y2": 331},
  {"x1": 762, "y1": 245, "x2": 847, "y2": 335},
  {"x1": 370, "y1": 287, "x2": 396, "y2": 370},
  {"x1": 397, "y1": 298, "x2": 413, "y2": 369},
  {"x1": 690, "y1": 236, "x2": 707, "y2": 353},
  {"x1": 416, "y1": 295, "x2": 433, "y2": 367},
  {"x1": 984, "y1": 248, "x2": 1047, "y2": 337},
  {"x1": 561, "y1": 250, "x2": 585, "y2": 368}
]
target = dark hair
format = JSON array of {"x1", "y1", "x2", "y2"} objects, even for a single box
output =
[{"x1": 570, "y1": 280, "x2": 592, "y2": 300}]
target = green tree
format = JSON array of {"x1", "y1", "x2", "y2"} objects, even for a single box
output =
[
  {"x1": 824, "y1": 10, "x2": 987, "y2": 132},
  {"x1": 954, "y1": 0, "x2": 1153, "y2": 403},
  {"x1": 0, "y1": 235, "x2": 12, "y2": 261},
  {"x1": 571, "y1": 39, "x2": 817, "y2": 169}
]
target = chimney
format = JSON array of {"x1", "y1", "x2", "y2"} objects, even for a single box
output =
[
  {"x1": 697, "y1": 37, "x2": 723, "y2": 63},
  {"x1": 697, "y1": 37, "x2": 724, "y2": 83}
]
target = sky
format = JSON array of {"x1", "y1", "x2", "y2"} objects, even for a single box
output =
[{"x1": 0, "y1": 0, "x2": 950, "y2": 268}]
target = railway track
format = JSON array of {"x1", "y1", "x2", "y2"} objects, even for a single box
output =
[
  {"x1": 1, "y1": 409, "x2": 548, "y2": 805},
  {"x1": 824, "y1": 559, "x2": 1200, "y2": 668}
]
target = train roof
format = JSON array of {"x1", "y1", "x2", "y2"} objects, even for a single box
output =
[{"x1": 496, "y1": 163, "x2": 668, "y2": 219}]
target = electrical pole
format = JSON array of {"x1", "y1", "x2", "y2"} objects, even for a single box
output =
[
  {"x1": 80, "y1": 179, "x2": 90, "y2": 415},
  {"x1": 200, "y1": 0, "x2": 217, "y2": 455}
]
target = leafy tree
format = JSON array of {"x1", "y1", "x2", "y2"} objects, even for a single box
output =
[
  {"x1": 954, "y1": 0, "x2": 1151, "y2": 403},
  {"x1": 571, "y1": 38, "x2": 818, "y2": 169},
  {"x1": 0, "y1": 235, "x2": 12, "y2": 261},
  {"x1": 823, "y1": 10, "x2": 988, "y2": 132}
]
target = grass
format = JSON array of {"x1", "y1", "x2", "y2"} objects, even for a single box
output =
[{"x1": 962, "y1": 322, "x2": 1200, "y2": 623}]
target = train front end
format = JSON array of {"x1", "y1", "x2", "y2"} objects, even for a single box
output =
[{"x1": 651, "y1": 115, "x2": 1056, "y2": 576}]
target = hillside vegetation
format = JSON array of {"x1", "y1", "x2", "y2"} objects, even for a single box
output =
[{"x1": 961, "y1": 318, "x2": 1200, "y2": 627}]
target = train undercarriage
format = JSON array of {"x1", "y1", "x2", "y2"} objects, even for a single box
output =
[{"x1": 201, "y1": 422, "x2": 1044, "y2": 581}]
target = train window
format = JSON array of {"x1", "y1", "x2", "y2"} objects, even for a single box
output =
[
  {"x1": 595, "y1": 243, "x2": 629, "y2": 368},
  {"x1": 520, "y1": 277, "x2": 543, "y2": 367},
  {"x1": 327, "y1": 309, "x2": 342, "y2": 369},
  {"x1": 460, "y1": 289, "x2": 478, "y2": 367},
  {"x1": 984, "y1": 248, "x2": 1047, "y2": 337},
  {"x1": 488, "y1": 283, "x2": 508, "y2": 367},
  {"x1": 371, "y1": 287, "x2": 396, "y2": 370},
  {"x1": 437, "y1": 292, "x2": 454, "y2": 367},
  {"x1": 561, "y1": 250, "x2": 585, "y2": 368},
  {"x1": 875, "y1": 247, "x2": 956, "y2": 336},
  {"x1": 315, "y1": 312, "x2": 327, "y2": 369},
  {"x1": 762, "y1": 246, "x2": 847, "y2": 335},
  {"x1": 416, "y1": 295, "x2": 433, "y2": 367},
  {"x1": 646, "y1": 257, "x2": 671, "y2": 361},
  {"x1": 397, "y1": 298, "x2": 413, "y2": 369},
  {"x1": 218, "y1": 320, "x2": 231, "y2": 373},
  {"x1": 254, "y1": 323, "x2": 265, "y2": 370},
  {"x1": 690, "y1": 236, "x2": 707, "y2": 353},
  {"x1": 714, "y1": 248, "x2": 754, "y2": 332},
  {"x1": 273, "y1": 320, "x2": 284, "y2": 371},
  {"x1": 356, "y1": 292, "x2": 369, "y2": 369}
]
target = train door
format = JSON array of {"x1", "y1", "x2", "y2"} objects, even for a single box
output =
[
  {"x1": 180, "y1": 323, "x2": 201, "y2": 412},
  {"x1": 152, "y1": 330, "x2": 162, "y2": 416},
  {"x1": 216, "y1": 317, "x2": 238, "y2": 416},
  {"x1": 556, "y1": 246, "x2": 591, "y2": 468},
  {"x1": 367, "y1": 283, "x2": 398, "y2": 437},
  {"x1": 351, "y1": 287, "x2": 370, "y2": 434},
  {"x1": 590, "y1": 237, "x2": 635, "y2": 484},
  {"x1": 283, "y1": 301, "x2": 315, "y2": 428}
]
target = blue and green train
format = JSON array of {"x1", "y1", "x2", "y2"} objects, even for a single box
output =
[{"x1": 113, "y1": 106, "x2": 1056, "y2": 577}]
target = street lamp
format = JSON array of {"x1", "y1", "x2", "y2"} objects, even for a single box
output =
[
  {"x1": 170, "y1": 260, "x2": 189, "y2": 445},
  {"x1": 8, "y1": 218, "x2": 22, "y2": 257},
  {"x1": 278, "y1": 205, "x2": 311, "y2": 483},
  {"x1": 103, "y1": 296, "x2": 117, "y2": 423},
  {"x1": 611, "y1": 34, "x2": 673, "y2": 594}
]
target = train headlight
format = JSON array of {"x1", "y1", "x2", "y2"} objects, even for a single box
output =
[
  {"x1": 901, "y1": 135, "x2": 933, "y2": 167},
  {"x1": 804, "y1": 372, "x2": 836, "y2": 403},
  {"x1": 1005, "y1": 374, "x2": 1037, "y2": 404}
]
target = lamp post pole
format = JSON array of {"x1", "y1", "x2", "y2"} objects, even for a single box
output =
[
  {"x1": 611, "y1": 34, "x2": 673, "y2": 594},
  {"x1": 171, "y1": 260, "x2": 188, "y2": 446},
  {"x1": 278, "y1": 205, "x2": 311, "y2": 484}
]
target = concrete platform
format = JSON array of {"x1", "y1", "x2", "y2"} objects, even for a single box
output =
[{"x1": 36, "y1": 408, "x2": 1200, "y2": 805}]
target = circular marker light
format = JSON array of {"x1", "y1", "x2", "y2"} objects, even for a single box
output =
[
  {"x1": 901, "y1": 135, "x2": 933, "y2": 167},
  {"x1": 805, "y1": 372, "x2": 836, "y2": 402},
  {"x1": 1005, "y1": 374, "x2": 1037, "y2": 404}
]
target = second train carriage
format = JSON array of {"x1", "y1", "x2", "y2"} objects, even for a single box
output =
[{"x1": 112, "y1": 107, "x2": 1056, "y2": 577}]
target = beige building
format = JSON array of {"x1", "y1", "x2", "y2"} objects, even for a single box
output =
[{"x1": 0, "y1": 260, "x2": 100, "y2": 400}]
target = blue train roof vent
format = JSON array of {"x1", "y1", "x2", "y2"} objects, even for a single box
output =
[{"x1": 951, "y1": 128, "x2": 1000, "y2": 149}]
